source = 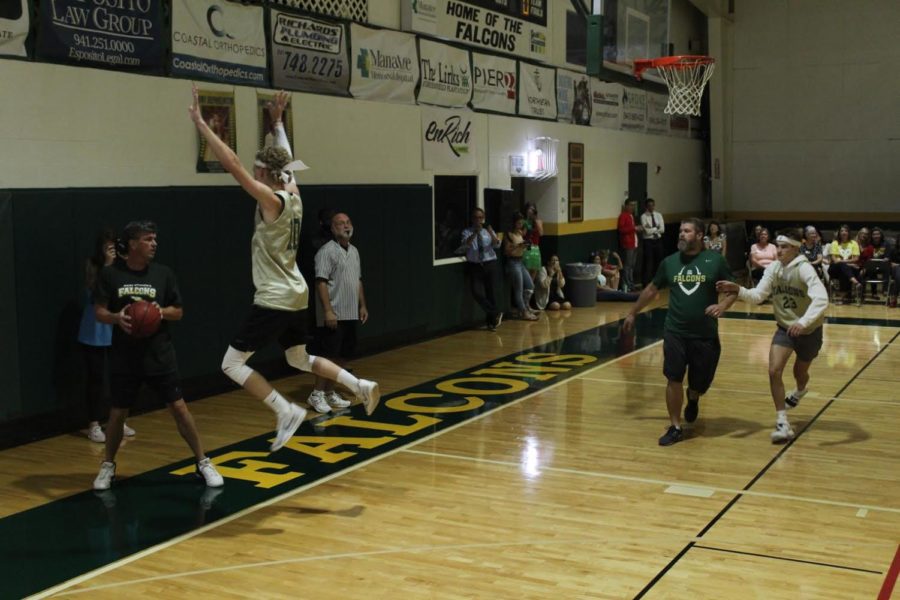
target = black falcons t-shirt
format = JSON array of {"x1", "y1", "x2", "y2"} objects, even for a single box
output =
[{"x1": 95, "y1": 260, "x2": 183, "y2": 375}]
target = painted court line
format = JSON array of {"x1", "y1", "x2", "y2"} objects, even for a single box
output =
[
  {"x1": 665, "y1": 485, "x2": 716, "y2": 498},
  {"x1": 879, "y1": 545, "x2": 900, "y2": 600}
]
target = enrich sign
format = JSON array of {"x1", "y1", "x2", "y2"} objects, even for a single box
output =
[{"x1": 422, "y1": 106, "x2": 477, "y2": 173}]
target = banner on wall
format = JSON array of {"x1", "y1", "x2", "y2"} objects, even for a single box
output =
[
  {"x1": 646, "y1": 92, "x2": 669, "y2": 136},
  {"x1": 0, "y1": 0, "x2": 28, "y2": 57},
  {"x1": 350, "y1": 24, "x2": 418, "y2": 104},
  {"x1": 421, "y1": 106, "x2": 477, "y2": 173},
  {"x1": 403, "y1": 0, "x2": 548, "y2": 62},
  {"x1": 620, "y1": 88, "x2": 647, "y2": 133},
  {"x1": 269, "y1": 9, "x2": 349, "y2": 96},
  {"x1": 517, "y1": 63, "x2": 556, "y2": 120},
  {"x1": 195, "y1": 90, "x2": 236, "y2": 174},
  {"x1": 171, "y1": 0, "x2": 267, "y2": 86},
  {"x1": 470, "y1": 51, "x2": 516, "y2": 114},
  {"x1": 590, "y1": 79, "x2": 622, "y2": 129},
  {"x1": 417, "y1": 38, "x2": 472, "y2": 108},
  {"x1": 36, "y1": 0, "x2": 164, "y2": 71},
  {"x1": 556, "y1": 69, "x2": 591, "y2": 125},
  {"x1": 669, "y1": 114, "x2": 689, "y2": 137}
]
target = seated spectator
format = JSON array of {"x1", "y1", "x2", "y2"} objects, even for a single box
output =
[
  {"x1": 535, "y1": 255, "x2": 571, "y2": 311},
  {"x1": 862, "y1": 227, "x2": 893, "y2": 298},
  {"x1": 704, "y1": 221, "x2": 727, "y2": 256},
  {"x1": 592, "y1": 253, "x2": 639, "y2": 301},
  {"x1": 888, "y1": 241, "x2": 900, "y2": 308},
  {"x1": 503, "y1": 213, "x2": 538, "y2": 320},
  {"x1": 800, "y1": 225, "x2": 825, "y2": 278},
  {"x1": 749, "y1": 224, "x2": 763, "y2": 248},
  {"x1": 593, "y1": 249, "x2": 623, "y2": 291},
  {"x1": 749, "y1": 228, "x2": 777, "y2": 283},
  {"x1": 827, "y1": 224, "x2": 862, "y2": 303}
]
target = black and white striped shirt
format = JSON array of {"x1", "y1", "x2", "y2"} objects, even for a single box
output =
[{"x1": 314, "y1": 240, "x2": 361, "y2": 325}]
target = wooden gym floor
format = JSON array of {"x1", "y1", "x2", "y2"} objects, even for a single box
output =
[{"x1": 1, "y1": 294, "x2": 898, "y2": 599}]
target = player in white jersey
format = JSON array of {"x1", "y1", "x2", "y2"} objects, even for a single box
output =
[
  {"x1": 717, "y1": 228, "x2": 828, "y2": 443},
  {"x1": 189, "y1": 86, "x2": 380, "y2": 452}
]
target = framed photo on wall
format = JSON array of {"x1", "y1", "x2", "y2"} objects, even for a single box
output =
[
  {"x1": 569, "y1": 182, "x2": 583, "y2": 202},
  {"x1": 569, "y1": 202, "x2": 583, "y2": 222},
  {"x1": 569, "y1": 162, "x2": 583, "y2": 182},
  {"x1": 568, "y1": 142, "x2": 583, "y2": 163}
]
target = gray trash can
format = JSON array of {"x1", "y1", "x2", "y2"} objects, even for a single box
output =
[{"x1": 565, "y1": 263, "x2": 599, "y2": 308}]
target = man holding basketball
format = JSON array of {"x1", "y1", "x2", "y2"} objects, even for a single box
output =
[
  {"x1": 716, "y1": 228, "x2": 828, "y2": 443},
  {"x1": 92, "y1": 221, "x2": 223, "y2": 490},
  {"x1": 189, "y1": 87, "x2": 380, "y2": 451}
]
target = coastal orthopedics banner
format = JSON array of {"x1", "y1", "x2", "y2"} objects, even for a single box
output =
[
  {"x1": 417, "y1": 38, "x2": 472, "y2": 108},
  {"x1": 421, "y1": 106, "x2": 477, "y2": 173},
  {"x1": 590, "y1": 79, "x2": 622, "y2": 130},
  {"x1": 36, "y1": 0, "x2": 163, "y2": 71},
  {"x1": 403, "y1": 0, "x2": 548, "y2": 62},
  {"x1": 517, "y1": 63, "x2": 556, "y2": 120},
  {"x1": 470, "y1": 50, "x2": 516, "y2": 115},
  {"x1": 0, "y1": 0, "x2": 29, "y2": 57},
  {"x1": 349, "y1": 24, "x2": 418, "y2": 104},
  {"x1": 621, "y1": 87, "x2": 647, "y2": 133},
  {"x1": 556, "y1": 69, "x2": 591, "y2": 125},
  {"x1": 269, "y1": 8, "x2": 349, "y2": 96},
  {"x1": 171, "y1": 0, "x2": 267, "y2": 86}
]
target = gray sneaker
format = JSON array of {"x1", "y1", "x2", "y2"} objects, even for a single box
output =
[
  {"x1": 271, "y1": 403, "x2": 306, "y2": 451},
  {"x1": 770, "y1": 421, "x2": 795, "y2": 444},
  {"x1": 93, "y1": 461, "x2": 116, "y2": 490},
  {"x1": 197, "y1": 457, "x2": 224, "y2": 487},
  {"x1": 356, "y1": 379, "x2": 381, "y2": 416},
  {"x1": 326, "y1": 391, "x2": 352, "y2": 409},
  {"x1": 307, "y1": 390, "x2": 332, "y2": 414}
]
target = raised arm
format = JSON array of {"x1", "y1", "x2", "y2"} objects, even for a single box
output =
[{"x1": 266, "y1": 91, "x2": 300, "y2": 196}]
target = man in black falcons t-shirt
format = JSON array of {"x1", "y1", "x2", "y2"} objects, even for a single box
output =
[{"x1": 91, "y1": 220, "x2": 223, "y2": 491}]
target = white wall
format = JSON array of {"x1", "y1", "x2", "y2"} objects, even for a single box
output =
[{"x1": 726, "y1": 0, "x2": 900, "y2": 214}]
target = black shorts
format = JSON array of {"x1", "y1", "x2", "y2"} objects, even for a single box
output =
[
  {"x1": 310, "y1": 321, "x2": 358, "y2": 360},
  {"x1": 772, "y1": 326, "x2": 823, "y2": 362},
  {"x1": 230, "y1": 305, "x2": 311, "y2": 352},
  {"x1": 662, "y1": 331, "x2": 721, "y2": 395},
  {"x1": 111, "y1": 370, "x2": 182, "y2": 409}
]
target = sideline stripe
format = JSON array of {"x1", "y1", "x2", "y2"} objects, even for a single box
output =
[
  {"x1": 880, "y1": 545, "x2": 900, "y2": 600},
  {"x1": 693, "y1": 545, "x2": 883, "y2": 575}
]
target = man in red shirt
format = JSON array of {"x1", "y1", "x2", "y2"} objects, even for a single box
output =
[{"x1": 617, "y1": 199, "x2": 642, "y2": 291}]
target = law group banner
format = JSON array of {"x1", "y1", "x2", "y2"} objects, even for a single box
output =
[
  {"x1": 517, "y1": 63, "x2": 556, "y2": 120},
  {"x1": 470, "y1": 51, "x2": 516, "y2": 115},
  {"x1": 350, "y1": 24, "x2": 418, "y2": 104},
  {"x1": 669, "y1": 114, "x2": 690, "y2": 137},
  {"x1": 421, "y1": 106, "x2": 477, "y2": 173},
  {"x1": 590, "y1": 79, "x2": 622, "y2": 130},
  {"x1": 269, "y1": 8, "x2": 349, "y2": 96},
  {"x1": 556, "y1": 69, "x2": 591, "y2": 125},
  {"x1": 417, "y1": 38, "x2": 472, "y2": 108},
  {"x1": 195, "y1": 90, "x2": 236, "y2": 174},
  {"x1": 646, "y1": 92, "x2": 669, "y2": 136},
  {"x1": 0, "y1": 0, "x2": 28, "y2": 57},
  {"x1": 35, "y1": 0, "x2": 163, "y2": 71},
  {"x1": 403, "y1": 0, "x2": 548, "y2": 62},
  {"x1": 171, "y1": 0, "x2": 267, "y2": 86},
  {"x1": 620, "y1": 87, "x2": 647, "y2": 133}
]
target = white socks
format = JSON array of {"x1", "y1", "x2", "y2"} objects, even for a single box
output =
[
  {"x1": 264, "y1": 389, "x2": 291, "y2": 415},
  {"x1": 776, "y1": 409, "x2": 788, "y2": 423},
  {"x1": 789, "y1": 388, "x2": 808, "y2": 400},
  {"x1": 337, "y1": 369, "x2": 361, "y2": 394}
]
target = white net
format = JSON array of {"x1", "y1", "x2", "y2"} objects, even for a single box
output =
[
  {"x1": 271, "y1": 0, "x2": 368, "y2": 22},
  {"x1": 656, "y1": 60, "x2": 715, "y2": 116}
]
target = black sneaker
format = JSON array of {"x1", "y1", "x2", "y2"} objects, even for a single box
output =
[
  {"x1": 684, "y1": 392, "x2": 700, "y2": 423},
  {"x1": 658, "y1": 425, "x2": 683, "y2": 446}
]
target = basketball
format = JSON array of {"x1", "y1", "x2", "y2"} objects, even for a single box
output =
[{"x1": 126, "y1": 300, "x2": 161, "y2": 338}]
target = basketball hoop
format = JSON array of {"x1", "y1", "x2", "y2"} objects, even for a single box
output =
[{"x1": 633, "y1": 55, "x2": 715, "y2": 117}]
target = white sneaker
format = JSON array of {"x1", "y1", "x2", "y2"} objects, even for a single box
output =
[
  {"x1": 123, "y1": 423, "x2": 136, "y2": 437},
  {"x1": 770, "y1": 421, "x2": 795, "y2": 444},
  {"x1": 326, "y1": 391, "x2": 351, "y2": 409},
  {"x1": 88, "y1": 424, "x2": 106, "y2": 443},
  {"x1": 196, "y1": 457, "x2": 224, "y2": 487},
  {"x1": 271, "y1": 403, "x2": 306, "y2": 451},
  {"x1": 93, "y1": 461, "x2": 116, "y2": 490},
  {"x1": 356, "y1": 379, "x2": 381, "y2": 416},
  {"x1": 307, "y1": 390, "x2": 332, "y2": 414}
]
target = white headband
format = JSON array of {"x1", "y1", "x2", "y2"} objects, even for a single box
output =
[
  {"x1": 254, "y1": 159, "x2": 310, "y2": 183},
  {"x1": 776, "y1": 235, "x2": 801, "y2": 247}
]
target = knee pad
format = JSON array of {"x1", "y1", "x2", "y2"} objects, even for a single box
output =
[
  {"x1": 285, "y1": 345, "x2": 317, "y2": 372},
  {"x1": 221, "y1": 346, "x2": 255, "y2": 386}
]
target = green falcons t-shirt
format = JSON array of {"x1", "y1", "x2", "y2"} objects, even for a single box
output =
[{"x1": 652, "y1": 249, "x2": 734, "y2": 338}]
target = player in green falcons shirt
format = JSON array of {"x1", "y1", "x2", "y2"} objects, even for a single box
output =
[
  {"x1": 623, "y1": 218, "x2": 737, "y2": 446},
  {"x1": 717, "y1": 228, "x2": 828, "y2": 443}
]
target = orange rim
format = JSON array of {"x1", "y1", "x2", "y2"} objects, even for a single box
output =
[{"x1": 633, "y1": 55, "x2": 714, "y2": 79}]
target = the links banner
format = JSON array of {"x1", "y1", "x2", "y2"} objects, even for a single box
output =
[{"x1": 416, "y1": 38, "x2": 472, "y2": 108}]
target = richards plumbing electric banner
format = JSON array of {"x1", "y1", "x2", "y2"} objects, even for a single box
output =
[
  {"x1": 417, "y1": 38, "x2": 472, "y2": 108},
  {"x1": 269, "y1": 8, "x2": 349, "y2": 96},
  {"x1": 350, "y1": 24, "x2": 418, "y2": 104},
  {"x1": 403, "y1": 0, "x2": 548, "y2": 62},
  {"x1": 36, "y1": 0, "x2": 163, "y2": 71},
  {"x1": 0, "y1": 0, "x2": 28, "y2": 57},
  {"x1": 171, "y1": 0, "x2": 267, "y2": 86}
]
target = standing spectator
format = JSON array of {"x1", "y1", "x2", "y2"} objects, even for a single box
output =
[
  {"x1": 523, "y1": 203, "x2": 543, "y2": 292},
  {"x1": 461, "y1": 208, "x2": 503, "y2": 329},
  {"x1": 617, "y1": 199, "x2": 641, "y2": 291},
  {"x1": 749, "y1": 228, "x2": 777, "y2": 284},
  {"x1": 827, "y1": 225, "x2": 862, "y2": 304},
  {"x1": 703, "y1": 221, "x2": 727, "y2": 256},
  {"x1": 640, "y1": 198, "x2": 665, "y2": 286},
  {"x1": 307, "y1": 213, "x2": 367, "y2": 414},
  {"x1": 78, "y1": 229, "x2": 136, "y2": 443},
  {"x1": 800, "y1": 225, "x2": 825, "y2": 279},
  {"x1": 535, "y1": 255, "x2": 571, "y2": 311},
  {"x1": 92, "y1": 221, "x2": 222, "y2": 490},
  {"x1": 888, "y1": 241, "x2": 900, "y2": 308},
  {"x1": 504, "y1": 213, "x2": 538, "y2": 320}
]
